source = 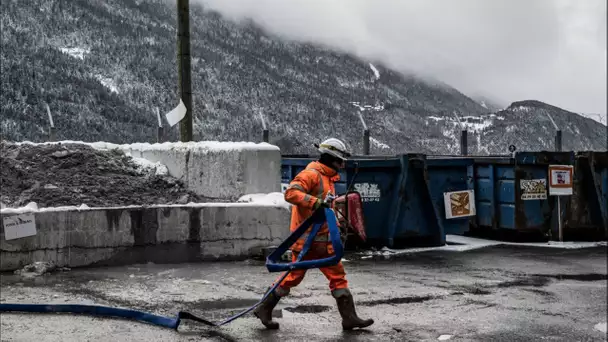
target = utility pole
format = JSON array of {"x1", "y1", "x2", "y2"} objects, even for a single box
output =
[{"x1": 177, "y1": 0, "x2": 193, "y2": 141}]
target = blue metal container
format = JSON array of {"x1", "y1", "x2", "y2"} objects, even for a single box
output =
[
  {"x1": 470, "y1": 152, "x2": 575, "y2": 236},
  {"x1": 565, "y1": 151, "x2": 608, "y2": 240},
  {"x1": 281, "y1": 154, "x2": 445, "y2": 248},
  {"x1": 426, "y1": 157, "x2": 475, "y2": 236}
]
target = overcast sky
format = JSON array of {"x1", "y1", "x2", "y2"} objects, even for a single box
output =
[{"x1": 197, "y1": 0, "x2": 606, "y2": 121}]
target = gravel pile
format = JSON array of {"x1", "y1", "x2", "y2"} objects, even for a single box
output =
[{"x1": 0, "y1": 141, "x2": 205, "y2": 208}]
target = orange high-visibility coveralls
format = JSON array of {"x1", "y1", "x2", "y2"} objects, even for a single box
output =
[{"x1": 276, "y1": 161, "x2": 348, "y2": 293}]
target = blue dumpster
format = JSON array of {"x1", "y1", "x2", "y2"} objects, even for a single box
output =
[
  {"x1": 565, "y1": 151, "x2": 608, "y2": 240},
  {"x1": 281, "y1": 154, "x2": 445, "y2": 248},
  {"x1": 470, "y1": 151, "x2": 575, "y2": 237},
  {"x1": 426, "y1": 157, "x2": 475, "y2": 236}
]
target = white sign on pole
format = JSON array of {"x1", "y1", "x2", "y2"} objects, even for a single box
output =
[
  {"x1": 548, "y1": 165, "x2": 574, "y2": 196},
  {"x1": 165, "y1": 99, "x2": 187, "y2": 127},
  {"x1": 3, "y1": 214, "x2": 37, "y2": 240},
  {"x1": 444, "y1": 190, "x2": 476, "y2": 219}
]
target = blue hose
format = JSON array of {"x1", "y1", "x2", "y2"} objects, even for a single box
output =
[{"x1": 0, "y1": 207, "x2": 343, "y2": 330}]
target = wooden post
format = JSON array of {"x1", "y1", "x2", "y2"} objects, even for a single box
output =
[
  {"x1": 156, "y1": 107, "x2": 164, "y2": 143},
  {"x1": 460, "y1": 130, "x2": 468, "y2": 156},
  {"x1": 260, "y1": 112, "x2": 269, "y2": 143},
  {"x1": 263, "y1": 129, "x2": 269, "y2": 143},
  {"x1": 555, "y1": 130, "x2": 562, "y2": 152},
  {"x1": 177, "y1": 0, "x2": 193, "y2": 142},
  {"x1": 363, "y1": 129, "x2": 370, "y2": 155},
  {"x1": 358, "y1": 111, "x2": 370, "y2": 155},
  {"x1": 45, "y1": 103, "x2": 55, "y2": 142}
]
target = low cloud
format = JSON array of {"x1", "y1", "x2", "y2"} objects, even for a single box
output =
[{"x1": 197, "y1": 0, "x2": 607, "y2": 120}]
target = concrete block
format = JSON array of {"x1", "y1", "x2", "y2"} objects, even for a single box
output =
[
  {"x1": 0, "y1": 204, "x2": 291, "y2": 271},
  {"x1": 112, "y1": 142, "x2": 282, "y2": 201}
]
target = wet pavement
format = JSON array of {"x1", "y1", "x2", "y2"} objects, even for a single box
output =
[{"x1": 1, "y1": 244, "x2": 606, "y2": 341}]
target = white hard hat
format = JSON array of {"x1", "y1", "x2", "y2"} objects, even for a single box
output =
[{"x1": 316, "y1": 138, "x2": 351, "y2": 161}]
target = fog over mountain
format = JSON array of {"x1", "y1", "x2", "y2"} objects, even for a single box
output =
[{"x1": 199, "y1": 0, "x2": 607, "y2": 122}]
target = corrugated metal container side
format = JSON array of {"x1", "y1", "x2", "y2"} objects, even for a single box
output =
[
  {"x1": 426, "y1": 157, "x2": 475, "y2": 235},
  {"x1": 471, "y1": 152, "x2": 575, "y2": 237}
]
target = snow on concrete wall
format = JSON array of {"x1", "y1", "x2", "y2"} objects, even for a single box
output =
[
  {"x1": 14, "y1": 140, "x2": 282, "y2": 201},
  {"x1": 0, "y1": 204, "x2": 290, "y2": 271}
]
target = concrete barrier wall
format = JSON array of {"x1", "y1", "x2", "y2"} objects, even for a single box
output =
[
  {"x1": 112, "y1": 142, "x2": 282, "y2": 201},
  {"x1": 13, "y1": 141, "x2": 282, "y2": 201},
  {"x1": 0, "y1": 204, "x2": 291, "y2": 271}
]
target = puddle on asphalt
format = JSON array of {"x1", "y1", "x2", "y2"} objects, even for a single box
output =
[
  {"x1": 494, "y1": 276, "x2": 552, "y2": 288},
  {"x1": 360, "y1": 294, "x2": 437, "y2": 306},
  {"x1": 283, "y1": 304, "x2": 332, "y2": 314},
  {"x1": 533, "y1": 273, "x2": 607, "y2": 282}
]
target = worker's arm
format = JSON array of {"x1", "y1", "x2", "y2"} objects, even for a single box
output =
[{"x1": 284, "y1": 170, "x2": 322, "y2": 209}]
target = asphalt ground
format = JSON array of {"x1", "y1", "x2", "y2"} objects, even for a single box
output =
[{"x1": 1, "y1": 244, "x2": 606, "y2": 342}]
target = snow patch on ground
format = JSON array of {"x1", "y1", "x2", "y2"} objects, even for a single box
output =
[
  {"x1": 95, "y1": 75, "x2": 119, "y2": 93},
  {"x1": 428, "y1": 115, "x2": 495, "y2": 133},
  {"x1": 237, "y1": 193, "x2": 290, "y2": 209},
  {"x1": 369, "y1": 63, "x2": 380, "y2": 80},
  {"x1": 59, "y1": 47, "x2": 90, "y2": 60},
  {"x1": 13, "y1": 140, "x2": 280, "y2": 152},
  {"x1": 0, "y1": 202, "x2": 101, "y2": 214},
  {"x1": 594, "y1": 322, "x2": 607, "y2": 333},
  {"x1": 459, "y1": 116, "x2": 494, "y2": 132},
  {"x1": 349, "y1": 102, "x2": 384, "y2": 112},
  {"x1": 129, "y1": 156, "x2": 169, "y2": 176},
  {"x1": 512, "y1": 106, "x2": 531, "y2": 113},
  {"x1": 358, "y1": 235, "x2": 607, "y2": 259},
  {"x1": 370, "y1": 137, "x2": 390, "y2": 149},
  {"x1": 0, "y1": 198, "x2": 292, "y2": 214}
]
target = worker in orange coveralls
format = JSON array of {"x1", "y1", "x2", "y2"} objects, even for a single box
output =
[{"x1": 254, "y1": 138, "x2": 374, "y2": 331}]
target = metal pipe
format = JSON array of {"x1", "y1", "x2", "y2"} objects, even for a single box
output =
[
  {"x1": 558, "y1": 197, "x2": 563, "y2": 242},
  {"x1": 177, "y1": 0, "x2": 193, "y2": 142}
]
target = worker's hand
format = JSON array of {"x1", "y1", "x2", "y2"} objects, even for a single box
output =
[{"x1": 313, "y1": 198, "x2": 330, "y2": 210}]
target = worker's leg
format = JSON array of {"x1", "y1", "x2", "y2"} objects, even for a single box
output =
[
  {"x1": 319, "y1": 261, "x2": 348, "y2": 291},
  {"x1": 255, "y1": 251, "x2": 306, "y2": 329},
  {"x1": 321, "y1": 261, "x2": 374, "y2": 330},
  {"x1": 275, "y1": 251, "x2": 307, "y2": 295}
]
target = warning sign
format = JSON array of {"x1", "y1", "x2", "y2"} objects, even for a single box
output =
[
  {"x1": 3, "y1": 213, "x2": 37, "y2": 241},
  {"x1": 520, "y1": 179, "x2": 548, "y2": 200},
  {"x1": 549, "y1": 165, "x2": 574, "y2": 196},
  {"x1": 444, "y1": 190, "x2": 476, "y2": 219}
]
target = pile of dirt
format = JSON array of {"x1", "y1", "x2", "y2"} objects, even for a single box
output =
[{"x1": 0, "y1": 141, "x2": 206, "y2": 208}]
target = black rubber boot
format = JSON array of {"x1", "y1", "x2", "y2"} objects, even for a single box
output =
[
  {"x1": 332, "y1": 288, "x2": 374, "y2": 330},
  {"x1": 253, "y1": 288, "x2": 284, "y2": 329}
]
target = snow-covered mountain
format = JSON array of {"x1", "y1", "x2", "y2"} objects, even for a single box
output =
[{"x1": 1, "y1": 0, "x2": 606, "y2": 155}]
